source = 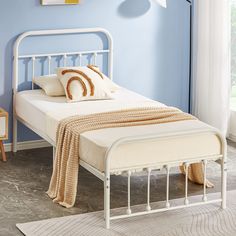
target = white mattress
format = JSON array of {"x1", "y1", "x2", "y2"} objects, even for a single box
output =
[{"x1": 16, "y1": 89, "x2": 221, "y2": 172}]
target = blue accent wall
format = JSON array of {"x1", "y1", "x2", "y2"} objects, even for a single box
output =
[{"x1": 0, "y1": 0, "x2": 191, "y2": 143}]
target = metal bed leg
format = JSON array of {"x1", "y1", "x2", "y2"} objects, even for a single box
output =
[
  {"x1": 166, "y1": 166, "x2": 170, "y2": 208},
  {"x1": 184, "y1": 163, "x2": 189, "y2": 205},
  {"x1": 104, "y1": 181, "x2": 106, "y2": 220},
  {"x1": 13, "y1": 116, "x2": 18, "y2": 153},
  {"x1": 105, "y1": 172, "x2": 110, "y2": 229},
  {"x1": 146, "y1": 168, "x2": 152, "y2": 211},
  {"x1": 202, "y1": 160, "x2": 207, "y2": 202},
  {"x1": 127, "y1": 170, "x2": 132, "y2": 215},
  {"x1": 221, "y1": 159, "x2": 227, "y2": 209}
]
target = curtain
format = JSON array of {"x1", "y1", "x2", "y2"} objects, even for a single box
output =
[{"x1": 191, "y1": 0, "x2": 231, "y2": 136}]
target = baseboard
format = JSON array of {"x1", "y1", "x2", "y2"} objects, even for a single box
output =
[{"x1": 4, "y1": 140, "x2": 51, "y2": 152}]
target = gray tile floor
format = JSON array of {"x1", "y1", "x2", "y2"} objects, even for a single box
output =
[{"x1": 0, "y1": 141, "x2": 236, "y2": 236}]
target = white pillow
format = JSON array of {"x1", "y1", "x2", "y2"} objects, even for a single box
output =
[
  {"x1": 56, "y1": 67, "x2": 113, "y2": 102},
  {"x1": 33, "y1": 74, "x2": 65, "y2": 96},
  {"x1": 57, "y1": 66, "x2": 120, "y2": 93},
  {"x1": 86, "y1": 65, "x2": 120, "y2": 92}
]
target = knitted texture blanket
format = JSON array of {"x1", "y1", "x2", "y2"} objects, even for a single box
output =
[{"x1": 47, "y1": 107, "x2": 201, "y2": 208}]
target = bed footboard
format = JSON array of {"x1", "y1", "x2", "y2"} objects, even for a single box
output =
[{"x1": 104, "y1": 129, "x2": 227, "y2": 229}]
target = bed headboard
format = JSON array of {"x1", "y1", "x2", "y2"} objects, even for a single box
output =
[{"x1": 13, "y1": 27, "x2": 113, "y2": 94}]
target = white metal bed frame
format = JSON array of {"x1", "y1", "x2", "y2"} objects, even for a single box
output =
[{"x1": 12, "y1": 28, "x2": 227, "y2": 229}]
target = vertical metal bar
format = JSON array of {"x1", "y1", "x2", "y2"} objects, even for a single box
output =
[
  {"x1": 166, "y1": 166, "x2": 170, "y2": 208},
  {"x1": 105, "y1": 173, "x2": 110, "y2": 229},
  {"x1": 127, "y1": 170, "x2": 132, "y2": 215},
  {"x1": 146, "y1": 168, "x2": 151, "y2": 211},
  {"x1": 12, "y1": 116, "x2": 17, "y2": 153},
  {"x1": 185, "y1": 163, "x2": 189, "y2": 205},
  {"x1": 48, "y1": 56, "x2": 51, "y2": 74},
  {"x1": 188, "y1": 2, "x2": 193, "y2": 113},
  {"x1": 32, "y1": 57, "x2": 36, "y2": 90},
  {"x1": 103, "y1": 179, "x2": 106, "y2": 220},
  {"x1": 220, "y1": 134, "x2": 227, "y2": 209},
  {"x1": 79, "y1": 54, "x2": 82, "y2": 66},
  {"x1": 202, "y1": 160, "x2": 207, "y2": 202},
  {"x1": 13, "y1": 52, "x2": 18, "y2": 153},
  {"x1": 63, "y1": 54, "x2": 67, "y2": 66},
  {"x1": 93, "y1": 52, "x2": 97, "y2": 65},
  {"x1": 221, "y1": 159, "x2": 227, "y2": 209},
  {"x1": 108, "y1": 34, "x2": 113, "y2": 80}
]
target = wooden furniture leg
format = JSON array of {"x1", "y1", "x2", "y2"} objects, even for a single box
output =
[{"x1": 0, "y1": 140, "x2": 7, "y2": 162}]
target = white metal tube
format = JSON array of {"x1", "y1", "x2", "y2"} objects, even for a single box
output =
[
  {"x1": 185, "y1": 163, "x2": 189, "y2": 205},
  {"x1": 48, "y1": 56, "x2": 51, "y2": 74},
  {"x1": 107, "y1": 36, "x2": 113, "y2": 80},
  {"x1": 220, "y1": 132, "x2": 227, "y2": 209},
  {"x1": 105, "y1": 173, "x2": 110, "y2": 229},
  {"x1": 12, "y1": 116, "x2": 18, "y2": 153},
  {"x1": 79, "y1": 54, "x2": 82, "y2": 66},
  {"x1": 127, "y1": 170, "x2": 132, "y2": 215},
  {"x1": 18, "y1": 49, "x2": 109, "y2": 59},
  {"x1": 166, "y1": 166, "x2": 170, "y2": 208},
  {"x1": 103, "y1": 180, "x2": 106, "y2": 220},
  {"x1": 203, "y1": 160, "x2": 207, "y2": 202},
  {"x1": 110, "y1": 199, "x2": 222, "y2": 221},
  {"x1": 13, "y1": 53, "x2": 18, "y2": 153},
  {"x1": 222, "y1": 158, "x2": 227, "y2": 209},
  {"x1": 63, "y1": 54, "x2": 67, "y2": 66},
  {"x1": 32, "y1": 57, "x2": 36, "y2": 90},
  {"x1": 146, "y1": 168, "x2": 151, "y2": 211}
]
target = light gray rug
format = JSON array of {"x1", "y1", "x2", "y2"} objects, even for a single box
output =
[{"x1": 17, "y1": 191, "x2": 236, "y2": 236}]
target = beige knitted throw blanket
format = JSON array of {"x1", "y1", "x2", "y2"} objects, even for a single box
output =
[{"x1": 47, "y1": 107, "x2": 207, "y2": 208}]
